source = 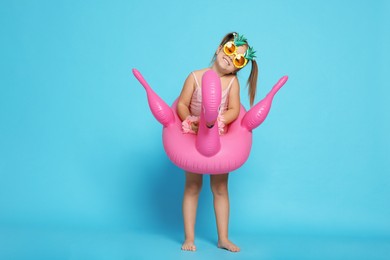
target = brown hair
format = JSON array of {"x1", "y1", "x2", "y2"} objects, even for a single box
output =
[{"x1": 211, "y1": 32, "x2": 258, "y2": 106}]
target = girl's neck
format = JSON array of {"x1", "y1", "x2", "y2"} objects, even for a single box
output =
[{"x1": 210, "y1": 64, "x2": 227, "y2": 78}]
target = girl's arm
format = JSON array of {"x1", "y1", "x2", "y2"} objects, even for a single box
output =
[
  {"x1": 177, "y1": 73, "x2": 195, "y2": 121},
  {"x1": 221, "y1": 78, "x2": 240, "y2": 125}
]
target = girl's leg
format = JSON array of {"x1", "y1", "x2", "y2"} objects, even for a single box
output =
[
  {"x1": 210, "y1": 173, "x2": 240, "y2": 252},
  {"x1": 182, "y1": 172, "x2": 203, "y2": 251}
]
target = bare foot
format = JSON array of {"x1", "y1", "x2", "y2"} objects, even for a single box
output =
[
  {"x1": 218, "y1": 239, "x2": 240, "y2": 252},
  {"x1": 181, "y1": 239, "x2": 196, "y2": 251}
]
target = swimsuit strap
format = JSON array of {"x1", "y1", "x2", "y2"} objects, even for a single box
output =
[
  {"x1": 226, "y1": 76, "x2": 236, "y2": 91},
  {"x1": 192, "y1": 72, "x2": 200, "y2": 88}
]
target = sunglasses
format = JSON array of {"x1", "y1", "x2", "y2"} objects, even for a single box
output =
[{"x1": 223, "y1": 41, "x2": 248, "y2": 69}]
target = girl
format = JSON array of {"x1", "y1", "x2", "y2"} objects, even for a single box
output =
[{"x1": 176, "y1": 32, "x2": 258, "y2": 252}]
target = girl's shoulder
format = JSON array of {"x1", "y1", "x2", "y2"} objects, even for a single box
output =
[
  {"x1": 189, "y1": 69, "x2": 210, "y2": 87},
  {"x1": 191, "y1": 68, "x2": 209, "y2": 78}
]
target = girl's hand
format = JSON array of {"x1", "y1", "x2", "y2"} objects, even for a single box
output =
[
  {"x1": 182, "y1": 115, "x2": 200, "y2": 134},
  {"x1": 191, "y1": 121, "x2": 199, "y2": 133}
]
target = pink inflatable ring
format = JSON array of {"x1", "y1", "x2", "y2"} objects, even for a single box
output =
[{"x1": 132, "y1": 69, "x2": 287, "y2": 174}]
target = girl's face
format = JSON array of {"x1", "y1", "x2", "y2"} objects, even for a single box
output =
[{"x1": 214, "y1": 44, "x2": 248, "y2": 74}]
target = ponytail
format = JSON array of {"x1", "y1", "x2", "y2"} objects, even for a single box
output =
[{"x1": 247, "y1": 60, "x2": 258, "y2": 107}]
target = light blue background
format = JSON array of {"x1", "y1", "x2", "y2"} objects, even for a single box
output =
[{"x1": 1, "y1": 0, "x2": 389, "y2": 259}]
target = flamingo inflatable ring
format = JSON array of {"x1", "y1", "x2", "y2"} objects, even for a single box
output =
[{"x1": 132, "y1": 69, "x2": 288, "y2": 174}]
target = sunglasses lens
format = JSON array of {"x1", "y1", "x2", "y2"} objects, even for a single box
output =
[
  {"x1": 233, "y1": 55, "x2": 247, "y2": 68},
  {"x1": 223, "y1": 42, "x2": 236, "y2": 55}
]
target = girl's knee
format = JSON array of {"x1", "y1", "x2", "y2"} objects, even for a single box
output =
[
  {"x1": 185, "y1": 172, "x2": 203, "y2": 195},
  {"x1": 185, "y1": 181, "x2": 202, "y2": 195},
  {"x1": 211, "y1": 182, "x2": 228, "y2": 196},
  {"x1": 210, "y1": 174, "x2": 229, "y2": 196}
]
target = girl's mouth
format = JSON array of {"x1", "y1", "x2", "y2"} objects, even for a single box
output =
[{"x1": 223, "y1": 57, "x2": 230, "y2": 65}]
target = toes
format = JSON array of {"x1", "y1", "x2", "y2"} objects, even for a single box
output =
[
  {"x1": 230, "y1": 245, "x2": 239, "y2": 252},
  {"x1": 230, "y1": 246, "x2": 240, "y2": 252},
  {"x1": 181, "y1": 242, "x2": 196, "y2": 251},
  {"x1": 218, "y1": 241, "x2": 240, "y2": 252}
]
